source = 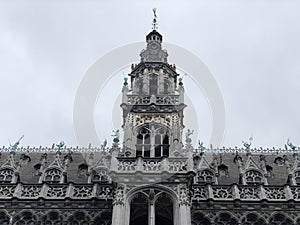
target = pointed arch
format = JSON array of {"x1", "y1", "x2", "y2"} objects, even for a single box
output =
[
  {"x1": 0, "y1": 154, "x2": 18, "y2": 183},
  {"x1": 135, "y1": 123, "x2": 170, "y2": 157},
  {"x1": 41, "y1": 210, "x2": 63, "y2": 225},
  {"x1": 129, "y1": 192, "x2": 149, "y2": 225},
  {"x1": 191, "y1": 212, "x2": 211, "y2": 225},
  {"x1": 196, "y1": 169, "x2": 216, "y2": 184},
  {"x1": 125, "y1": 184, "x2": 179, "y2": 225},
  {"x1": 13, "y1": 210, "x2": 37, "y2": 225},
  {"x1": 39, "y1": 154, "x2": 65, "y2": 184},
  {"x1": 241, "y1": 212, "x2": 267, "y2": 225},
  {"x1": 0, "y1": 168, "x2": 15, "y2": 183},
  {"x1": 67, "y1": 211, "x2": 90, "y2": 225},
  {"x1": 213, "y1": 212, "x2": 238, "y2": 225},
  {"x1": 0, "y1": 211, "x2": 10, "y2": 225},
  {"x1": 244, "y1": 169, "x2": 264, "y2": 185},
  {"x1": 268, "y1": 212, "x2": 294, "y2": 225}
]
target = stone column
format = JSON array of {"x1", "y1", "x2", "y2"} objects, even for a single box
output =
[
  {"x1": 178, "y1": 185, "x2": 192, "y2": 225},
  {"x1": 111, "y1": 185, "x2": 126, "y2": 225},
  {"x1": 149, "y1": 189, "x2": 155, "y2": 225}
]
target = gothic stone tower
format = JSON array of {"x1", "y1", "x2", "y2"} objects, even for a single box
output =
[
  {"x1": 111, "y1": 28, "x2": 193, "y2": 225},
  {"x1": 121, "y1": 29, "x2": 186, "y2": 158}
]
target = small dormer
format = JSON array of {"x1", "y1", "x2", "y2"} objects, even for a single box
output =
[
  {"x1": 0, "y1": 153, "x2": 18, "y2": 183},
  {"x1": 241, "y1": 155, "x2": 267, "y2": 185},
  {"x1": 39, "y1": 153, "x2": 66, "y2": 184}
]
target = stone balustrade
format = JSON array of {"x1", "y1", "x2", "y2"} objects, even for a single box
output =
[
  {"x1": 116, "y1": 157, "x2": 188, "y2": 173},
  {"x1": 0, "y1": 182, "x2": 298, "y2": 202},
  {"x1": 192, "y1": 184, "x2": 300, "y2": 201},
  {"x1": 0, "y1": 183, "x2": 113, "y2": 200},
  {"x1": 127, "y1": 95, "x2": 180, "y2": 105},
  {"x1": 0, "y1": 146, "x2": 299, "y2": 154}
]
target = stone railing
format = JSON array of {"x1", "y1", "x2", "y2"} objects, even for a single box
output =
[
  {"x1": 0, "y1": 183, "x2": 113, "y2": 200},
  {"x1": 192, "y1": 184, "x2": 300, "y2": 202},
  {"x1": 116, "y1": 157, "x2": 188, "y2": 173},
  {"x1": 126, "y1": 95, "x2": 180, "y2": 105},
  {"x1": 194, "y1": 147, "x2": 300, "y2": 154},
  {"x1": 1, "y1": 146, "x2": 299, "y2": 154}
]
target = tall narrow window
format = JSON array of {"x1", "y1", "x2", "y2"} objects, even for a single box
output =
[
  {"x1": 154, "y1": 131, "x2": 169, "y2": 157},
  {"x1": 130, "y1": 194, "x2": 148, "y2": 225},
  {"x1": 155, "y1": 194, "x2": 173, "y2": 225},
  {"x1": 149, "y1": 75, "x2": 158, "y2": 95},
  {"x1": 136, "y1": 124, "x2": 170, "y2": 158},
  {"x1": 136, "y1": 127, "x2": 151, "y2": 157}
]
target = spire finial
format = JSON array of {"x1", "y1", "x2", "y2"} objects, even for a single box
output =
[{"x1": 152, "y1": 8, "x2": 158, "y2": 30}]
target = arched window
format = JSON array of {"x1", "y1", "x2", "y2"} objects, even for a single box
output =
[
  {"x1": 154, "y1": 129, "x2": 169, "y2": 157},
  {"x1": 245, "y1": 170, "x2": 264, "y2": 185},
  {"x1": 241, "y1": 213, "x2": 267, "y2": 225},
  {"x1": 41, "y1": 211, "x2": 63, "y2": 225},
  {"x1": 44, "y1": 168, "x2": 63, "y2": 184},
  {"x1": 130, "y1": 193, "x2": 149, "y2": 225},
  {"x1": 13, "y1": 211, "x2": 37, "y2": 225},
  {"x1": 0, "y1": 211, "x2": 9, "y2": 225},
  {"x1": 136, "y1": 124, "x2": 170, "y2": 157},
  {"x1": 136, "y1": 126, "x2": 151, "y2": 157},
  {"x1": 0, "y1": 168, "x2": 14, "y2": 183},
  {"x1": 213, "y1": 212, "x2": 238, "y2": 225},
  {"x1": 92, "y1": 169, "x2": 111, "y2": 183},
  {"x1": 192, "y1": 212, "x2": 211, "y2": 225},
  {"x1": 67, "y1": 212, "x2": 89, "y2": 225},
  {"x1": 196, "y1": 169, "x2": 215, "y2": 184},
  {"x1": 269, "y1": 213, "x2": 293, "y2": 225},
  {"x1": 129, "y1": 190, "x2": 174, "y2": 225},
  {"x1": 155, "y1": 194, "x2": 173, "y2": 225}
]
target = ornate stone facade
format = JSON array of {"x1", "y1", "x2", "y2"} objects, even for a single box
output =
[{"x1": 2, "y1": 28, "x2": 300, "y2": 225}]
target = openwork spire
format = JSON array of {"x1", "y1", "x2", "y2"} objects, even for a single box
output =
[{"x1": 152, "y1": 8, "x2": 158, "y2": 30}]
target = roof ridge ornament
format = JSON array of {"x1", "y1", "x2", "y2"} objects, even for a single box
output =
[
  {"x1": 242, "y1": 136, "x2": 253, "y2": 155},
  {"x1": 152, "y1": 8, "x2": 158, "y2": 30},
  {"x1": 9, "y1": 135, "x2": 24, "y2": 154}
]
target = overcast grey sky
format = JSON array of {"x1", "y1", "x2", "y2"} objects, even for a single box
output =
[{"x1": 0, "y1": 0, "x2": 299, "y2": 149}]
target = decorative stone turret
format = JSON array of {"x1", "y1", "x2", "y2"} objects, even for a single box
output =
[{"x1": 120, "y1": 28, "x2": 186, "y2": 158}]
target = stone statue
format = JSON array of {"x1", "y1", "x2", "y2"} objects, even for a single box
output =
[
  {"x1": 286, "y1": 139, "x2": 298, "y2": 157},
  {"x1": 56, "y1": 141, "x2": 65, "y2": 151},
  {"x1": 178, "y1": 77, "x2": 183, "y2": 86},
  {"x1": 10, "y1": 135, "x2": 24, "y2": 151},
  {"x1": 186, "y1": 129, "x2": 194, "y2": 139},
  {"x1": 150, "y1": 94, "x2": 156, "y2": 104},
  {"x1": 112, "y1": 130, "x2": 120, "y2": 143},
  {"x1": 286, "y1": 139, "x2": 297, "y2": 151},
  {"x1": 101, "y1": 139, "x2": 107, "y2": 150},
  {"x1": 242, "y1": 137, "x2": 253, "y2": 153},
  {"x1": 123, "y1": 77, "x2": 128, "y2": 86},
  {"x1": 185, "y1": 129, "x2": 194, "y2": 143},
  {"x1": 198, "y1": 140, "x2": 205, "y2": 155}
]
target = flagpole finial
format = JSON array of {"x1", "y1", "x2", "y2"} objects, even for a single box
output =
[{"x1": 152, "y1": 8, "x2": 158, "y2": 30}]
